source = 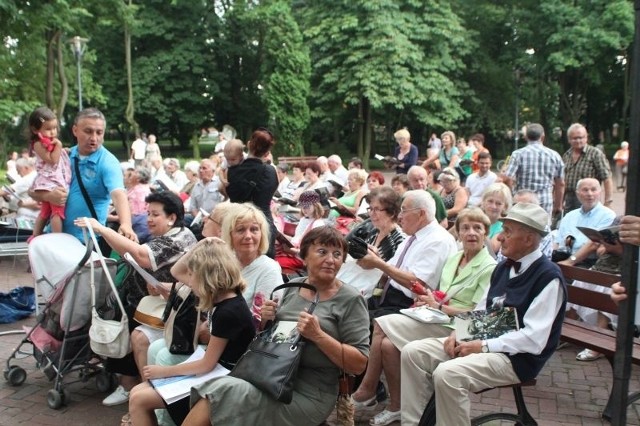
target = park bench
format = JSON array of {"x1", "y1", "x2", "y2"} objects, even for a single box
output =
[
  {"x1": 558, "y1": 263, "x2": 640, "y2": 421},
  {"x1": 276, "y1": 156, "x2": 317, "y2": 166}
]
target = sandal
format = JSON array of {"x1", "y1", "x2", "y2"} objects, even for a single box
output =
[
  {"x1": 120, "y1": 413, "x2": 131, "y2": 426},
  {"x1": 352, "y1": 393, "x2": 378, "y2": 411},
  {"x1": 576, "y1": 348, "x2": 604, "y2": 361},
  {"x1": 370, "y1": 409, "x2": 401, "y2": 425}
]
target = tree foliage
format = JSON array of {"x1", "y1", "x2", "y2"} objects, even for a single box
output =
[
  {"x1": 0, "y1": 0, "x2": 634, "y2": 161},
  {"x1": 296, "y1": 0, "x2": 472, "y2": 165}
]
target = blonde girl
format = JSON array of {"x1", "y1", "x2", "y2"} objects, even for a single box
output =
[{"x1": 127, "y1": 238, "x2": 256, "y2": 426}]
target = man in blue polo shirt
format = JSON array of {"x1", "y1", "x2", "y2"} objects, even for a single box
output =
[{"x1": 32, "y1": 108, "x2": 136, "y2": 243}]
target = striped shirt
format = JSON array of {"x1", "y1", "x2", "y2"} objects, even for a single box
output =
[
  {"x1": 504, "y1": 141, "x2": 564, "y2": 214},
  {"x1": 562, "y1": 145, "x2": 611, "y2": 211}
]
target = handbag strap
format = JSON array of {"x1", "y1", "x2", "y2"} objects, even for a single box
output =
[
  {"x1": 74, "y1": 157, "x2": 98, "y2": 220},
  {"x1": 269, "y1": 282, "x2": 319, "y2": 314},
  {"x1": 262, "y1": 282, "x2": 320, "y2": 344},
  {"x1": 83, "y1": 219, "x2": 127, "y2": 322}
]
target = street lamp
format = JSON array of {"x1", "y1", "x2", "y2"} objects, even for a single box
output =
[
  {"x1": 69, "y1": 36, "x2": 88, "y2": 111},
  {"x1": 514, "y1": 69, "x2": 521, "y2": 150}
]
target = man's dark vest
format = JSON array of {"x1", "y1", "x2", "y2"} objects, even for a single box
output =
[{"x1": 487, "y1": 256, "x2": 567, "y2": 382}]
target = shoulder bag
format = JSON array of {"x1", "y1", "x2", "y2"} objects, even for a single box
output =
[
  {"x1": 84, "y1": 219, "x2": 131, "y2": 359},
  {"x1": 163, "y1": 282, "x2": 200, "y2": 355},
  {"x1": 229, "y1": 282, "x2": 319, "y2": 404},
  {"x1": 74, "y1": 157, "x2": 116, "y2": 256}
]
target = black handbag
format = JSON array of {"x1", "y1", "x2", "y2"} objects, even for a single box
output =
[
  {"x1": 162, "y1": 283, "x2": 199, "y2": 355},
  {"x1": 229, "y1": 282, "x2": 319, "y2": 404},
  {"x1": 346, "y1": 235, "x2": 369, "y2": 259}
]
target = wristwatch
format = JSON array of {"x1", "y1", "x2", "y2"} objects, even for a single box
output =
[
  {"x1": 481, "y1": 340, "x2": 489, "y2": 353},
  {"x1": 570, "y1": 255, "x2": 577, "y2": 263}
]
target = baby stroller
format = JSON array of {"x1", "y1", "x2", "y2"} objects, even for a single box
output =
[{"x1": 3, "y1": 233, "x2": 118, "y2": 409}]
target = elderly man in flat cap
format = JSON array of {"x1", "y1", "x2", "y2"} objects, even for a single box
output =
[{"x1": 400, "y1": 203, "x2": 567, "y2": 425}]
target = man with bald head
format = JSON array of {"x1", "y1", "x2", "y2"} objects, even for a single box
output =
[
  {"x1": 555, "y1": 178, "x2": 615, "y2": 268},
  {"x1": 562, "y1": 123, "x2": 613, "y2": 213},
  {"x1": 327, "y1": 154, "x2": 349, "y2": 184},
  {"x1": 407, "y1": 166, "x2": 448, "y2": 226},
  {"x1": 190, "y1": 159, "x2": 224, "y2": 217},
  {"x1": 316, "y1": 156, "x2": 337, "y2": 183}
]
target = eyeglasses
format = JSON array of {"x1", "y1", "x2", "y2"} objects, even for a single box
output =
[
  {"x1": 366, "y1": 207, "x2": 386, "y2": 213},
  {"x1": 399, "y1": 207, "x2": 421, "y2": 214},
  {"x1": 200, "y1": 208, "x2": 220, "y2": 226}
]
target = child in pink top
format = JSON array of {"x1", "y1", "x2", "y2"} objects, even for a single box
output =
[{"x1": 27, "y1": 107, "x2": 72, "y2": 237}]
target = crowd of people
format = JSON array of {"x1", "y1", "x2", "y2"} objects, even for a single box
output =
[{"x1": 5, "y1": 107, "x2": 637, "y2": 425}]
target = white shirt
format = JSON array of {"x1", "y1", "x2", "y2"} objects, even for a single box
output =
[
  {"x1": 241, "y1": 255, "x2": 283, "y2": 306},
  {"x1": 388, "y1": 220, "x2": 458, "y2": 297},
  {"x1": 466, "y1": 171, "x2": 498, "y2": 206},
  {"x1": 169, "y1": 170, "x2": 189, "y2": 191},
  {"x1": 475, "y1": 249, "x2": 564, "y2": 355},
  {"x1": 131, "y1": 138, "x2": 147, "y2": 160},
  {"x1": 10, "y1": 170, "x2": 38, "y2": 218},
  {"x1": 333, "y1": 166, "x2": 349, "y2": 185}
]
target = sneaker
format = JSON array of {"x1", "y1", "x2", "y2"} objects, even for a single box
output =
[
  {"x1": 370, "y1": 409, "x2": 401, "y2": 425},
  {"x1": 102, "y1": 385, "x2": 129, "y2": 406}
]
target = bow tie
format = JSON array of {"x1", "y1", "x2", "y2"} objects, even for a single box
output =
[{"x1": 504, "y1": 258, "x2": 522, "y2": 273}]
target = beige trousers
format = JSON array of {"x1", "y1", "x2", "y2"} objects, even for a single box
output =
[{"x1": 400, "y1": 337, "x2": 520, "y2": 425}]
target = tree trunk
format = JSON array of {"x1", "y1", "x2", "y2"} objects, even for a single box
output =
[
  {"x1": 363, "y1": 97, "x2": 372, "y2": 170},
  {"x1": 356, "y1": 98, "x2": 364, "y2": 161},
  {"x1": 45, "y1": 30, "x2": 59, "y2": 110},
  {"x1": 56, "y1": 34, "x2": 68, "y2": 120},
  {"x1": 124, "y1": 0, "x2": 137, "y2": 156}
]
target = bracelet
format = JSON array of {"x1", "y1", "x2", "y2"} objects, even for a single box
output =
[{"x1": 437, "y1": 303, "x2": 443, "y2": 311}]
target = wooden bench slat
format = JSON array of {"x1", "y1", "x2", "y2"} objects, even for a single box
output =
[
  {"x1": 277, "y1": 156, "x2": 317, "y2": 165},
  {"x1": 567, "y1": 286, "x2": 619, "y2": 315},
  {"x1": 559, "y1": 263, "x2": 620, "y2": 286}
]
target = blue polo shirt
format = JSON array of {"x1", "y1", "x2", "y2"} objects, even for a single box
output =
[{"x1": 64, "y1": 146, "x2": 124, "y2": 241}]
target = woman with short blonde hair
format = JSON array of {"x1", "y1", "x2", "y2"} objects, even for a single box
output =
[
  {"x1": 392, "y1": 128, "x2": 418, "y2": 174},
  {"x1": 220, "y1": 203, "x2": 283, "y2": 307}
]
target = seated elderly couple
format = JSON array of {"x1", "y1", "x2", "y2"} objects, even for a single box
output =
[{"x1": 351, "y1": 197, "x2": 566, "y2": 425}]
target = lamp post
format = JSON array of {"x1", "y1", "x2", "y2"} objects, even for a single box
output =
[
  {"x1": 514, "y1": 69, "x2": 521, "y2": 150},
  {"x1": 69, "y1": 36, "x2": 88, "y2": 111}
]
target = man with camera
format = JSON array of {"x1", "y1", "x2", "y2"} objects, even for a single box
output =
[{"x1": 357, "y1": 190, "x2": 457, "y2": 317}]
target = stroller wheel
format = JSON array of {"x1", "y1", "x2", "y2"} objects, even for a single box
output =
[
  {"x1": 96, "y1": 371, "x2": 116, "y2": 393},
  {"x1": 5, "y1": 366, "x2": 26, "y2": 386},
  {"x1": 47, "y1": 389, "x2": 64, "y2": 409}
]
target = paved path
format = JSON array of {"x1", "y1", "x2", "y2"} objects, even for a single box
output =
[{"x1": 0, "y1": 188, "x2": 636, "y2": 425}]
